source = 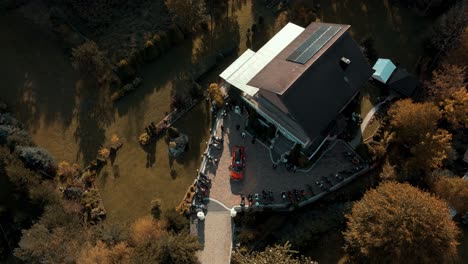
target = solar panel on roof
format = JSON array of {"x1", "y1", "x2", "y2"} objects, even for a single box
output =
[{"x1": 287, "y1": 25, "x2": 342, "y2": 64}]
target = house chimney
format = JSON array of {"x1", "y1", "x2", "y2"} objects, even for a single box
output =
[{"x1": 340, "y1": 57, "x2": 351, "y2": 70}]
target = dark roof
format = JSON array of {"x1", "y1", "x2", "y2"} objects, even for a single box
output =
[
  {"x1": 387, "y1": 68, "x2": 419, "y2": 97},
  {"x1": 247, "y1": 23, "x2": 350, "y2": 95},
  {"x1": 280, "y1": 32, "x2": 373, "y2": 141}
]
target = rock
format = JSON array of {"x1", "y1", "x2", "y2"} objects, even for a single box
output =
[{"x1": 168, "y1": 133, "x2": 189, "y2": 157}]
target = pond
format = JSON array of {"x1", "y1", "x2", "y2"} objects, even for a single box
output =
[{"x1": 1, "y1": 0, "x2": 434, "y2": 227}]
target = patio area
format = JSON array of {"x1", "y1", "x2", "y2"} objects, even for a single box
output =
[{"x1": 204, "y1": 111, "x2": 367, "y2": 209}]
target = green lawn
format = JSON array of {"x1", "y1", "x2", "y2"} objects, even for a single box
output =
[{"x1": 362, "y1": 118, "x2": 381, "y2": 140}]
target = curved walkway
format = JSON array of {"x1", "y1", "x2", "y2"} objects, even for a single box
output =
[
  {"x1": 197, "y1": 199, "x2": 233, "y2": 264},
  {"x1": 350, "y1": 95, "x2": 395, "y2": 148}
]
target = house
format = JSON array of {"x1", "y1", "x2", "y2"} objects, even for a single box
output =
[
  {"x1": 372, "y1": 58, "x2": 419, "y2": 97},
  {"x1": 220, "y1": 22, "x2": 372, "y2": 150}
]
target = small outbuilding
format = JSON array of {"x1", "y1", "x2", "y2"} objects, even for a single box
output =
[
  {"x1": 372, "y1": 58, "x2": 396, "y2": 84},
  {"x1": 372, "y1": 58, "x2": 419, "y2": 97}
]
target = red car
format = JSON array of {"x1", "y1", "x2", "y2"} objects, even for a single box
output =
[{"x1": 230, "y1": 146, "x2": 245, "y2": 180}]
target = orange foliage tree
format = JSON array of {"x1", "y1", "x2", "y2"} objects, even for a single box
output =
[
  {"x1": 426, "y1": 64, "x2": 467, "y2": 129},
  {"x1": 388, "y1": 99, "x2": 454, "y2": 176},
  {"x1": 388, "y1": 99, "x2": 441, "y2": 144},
  {"x1": 343, "y1": 182, "x2": 460, "y2": 263},
  {"x1": 77, "y1": 241, "x2": 132, "y2": 264},
  {"x1": 433, "y1": 176, "x2": 468, "y2": 214},
  {"x1": 130, "y1": 216, "x2": 166, "y2": 245}
]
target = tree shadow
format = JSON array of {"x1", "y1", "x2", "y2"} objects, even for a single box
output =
[
  {"x1": 142, "y1": 139, "x2": 157, "y2": 168},
  {"x1": 0, "y1": 13, "x2": 78, "y2": 132},
  {"x1": 192, "y1": 16, "x2": 240, "y2": 70},
  {"x1": 73, "y1": 82, "x2": 114, "y2": 164},
  {"x1": 109, "y1": 150, "x2": 117, "y2": 165},
  {"x1": 114, "y1": 39, "x2": 194, "y2": 118}
]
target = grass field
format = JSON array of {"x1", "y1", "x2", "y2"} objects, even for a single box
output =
[{"x1": 359, "y1": 83, "x2": 382, "y2": 118}]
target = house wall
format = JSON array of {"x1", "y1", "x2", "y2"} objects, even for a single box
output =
[{"x1": 241, "y1": 96, "x2": 310, "y2": 148}]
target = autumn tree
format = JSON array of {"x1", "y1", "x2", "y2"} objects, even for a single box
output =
[
  {"x1": 208, "y1": 83, "x2": 224, "y2": 108},
  {"x1": 388, "y1": 99, "x2": 441, "y2": 145},
  {"x1": 57, "y1": 161, "x2": 80, "y2": 185},
  {"x1": 77, "y1": 241, "x2": 132, "y2": 264},
  {"x1": 443, "y1": 27, "x2": 468, "y2": 67},
  {"x1": 71, "y1": 41, "x2": 107, "y2": 86},
  {"x1": 156, "y1": 232, "x2": 201, "y2": 264},
  {"x1": 427, "y1": 64, "x2": 466, "y2": 101},
  {"x1": 388, "y1": 99, "x2": 454, "y2": 178},
  {"x1": 442, "y1": 88, "x2": 468, "y2": 129},
  {"x1": 343, "y1": 182, "x2": 460, "y2": 263},
  {"x1": 163, "y1": 208, "x2": 189, "y2": 233},
  {"x1": 426, "y1": 64, "x2": 467, "y2": 129},
  {"x1": 150, "y1": 198, "x2": 162, "y2": 219},
  {"x1": 14, "y1": 222, "x2": 88, "y2": 263},
  {"x1": 379, "y1": 158, "x2": 397, "y2": 181},
  {"x1": 130, "y1": 216, "x2": 166, "y2": 246},
  {"x1": 232, "y1": 242, "x2": 317, "y2": 264},
  {"x1": 165, "y1": 0, "x2": 207, "y2": 32},
  {"x1": 405, "y1": 128, "x2": 453, "y2": 174},
  {"x1": 433, "y1": 176, "x2": 468, "y2": 214},
  {"x1": 426, "y1": 1, "x2": 466, "y2": 54}
]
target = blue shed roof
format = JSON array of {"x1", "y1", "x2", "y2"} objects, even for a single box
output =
[{"x1": 372, "y1": 58, "x2": 396, "y2": 83}]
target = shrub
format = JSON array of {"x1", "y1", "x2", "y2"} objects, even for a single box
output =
[
  {"x1": 150, "y1": 198, "x2": 162, "y2": 220},
  {"x1": 156, "y1": 232, "x2": 201, "y2": 264},
  {"x1": 168, "y1": 24, "x2": 185, "y2": 45},
  {"x1": 0, "y1": 125, "x2": 15, "y2": 144},
  {"x1": 128, "y1": 50, "x2": 143, "y2": 70},
  {"x1": 152, "y1": 34, "x2": 165, "y2": 53},
  {"x1": 15, "y1": 146, "x2": 57, "y2": 175},
  {"x1": 208, "y1": 83, "x2": 224, "y2": 108},
  {"x1": 71, "y1": 41, "x2": 106, "y2": 85},
  {"x1": 57, "y1": 161, "x2": 80, "y2": 184},
  {"x1": 189, "y1": 82, "x2": 202, "y2": 99},
  {"x1": 0, "y1": 113, "x2": 21, "y2": 127},
  {"x1": 142, "y1": 40, "x2": 159, "y2": 62},
  {"x1": 130, "y1": 216, "x2": 166, "y2": 245},
  {"x1": 116, "y1": 59, "x2": 136, "y2": 83},
  {"x1": 163, "y1": 208, "x2": 189, "y2": 233},
  {"x1": 159, "y1": 31, "x2": 171, "y2": 51},
  {"x1": 7, "y1": 131, "x2": 33, "y2": 150}
]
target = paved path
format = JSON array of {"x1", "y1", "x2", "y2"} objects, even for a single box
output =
[
  {"x1": 350, "y1": 95, "x2": 395, "y2": 148},
  {"x1": 197, "y1": 199, "x2": 233, "y2": 264}
]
